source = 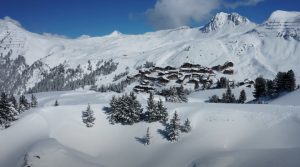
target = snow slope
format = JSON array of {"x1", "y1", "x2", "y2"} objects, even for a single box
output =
[
  {"x1": 0, "y1": 11, "x2": 300, "y2": 93},
  {"x1": 1, "y1": 89, "x2": 300, "y2": 167}
]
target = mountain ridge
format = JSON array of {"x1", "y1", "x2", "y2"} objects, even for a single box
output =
[{"x1": 0, "y1": 10, "x2": 299, "y2": 94}]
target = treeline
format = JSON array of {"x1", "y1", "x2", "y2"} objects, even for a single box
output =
[
  {"x1": 253, "y1": 70, "x2": 296, "y2": 102},
  {"x1": 94, "y1": 77, "x2": 137, "y2": 93},
  {"x1": 208, "y1": 87, "x2": 247, "y2": 104},
  {"x1": 28, "y1": 59, "x2": 118, "y2": 93},
  {"x1": 0, "y1": 93, "x2": 37, "y2": 129},
  {"x1": 106, "y1": 92, "x2": 191, "y2": 142},
  {"x1": 208, "y1": 70, "x2": 297, "y2": 104}
]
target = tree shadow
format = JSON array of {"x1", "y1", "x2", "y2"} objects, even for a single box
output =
[
  {"x1": 102, "y1": 106, "x2": 111, "y2": 113},
  {"x1": 157, "y1": 128, "x2": 169, "y2": 140},
  {"x1": 135, "y1": 137, "x2": 146, "y2": 145}
]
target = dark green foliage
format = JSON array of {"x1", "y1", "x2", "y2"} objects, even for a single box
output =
[
  {"x1": 216, "y1": 77, "x2": 229, "y2": 88},
  {"x1": 28, "y1": 59, "x2": 119, "y2": 93},
  {"x1": 107, "y1": 92, "x2": 143, "y2": 125},
  {"x1": 0, "y1": 92, "x2": 17, "y2": 128},
  {"x1": 253, "y1": 76, "x2": 266, "y2": 100},
  {"x1": 238, "y1": 90, "x2": 247, "y2": 104},
  {"x1": 54, "y1": 100, "x2": 59, "y2": 106},
  {"x1": 166, "y1": 111, "x2": 180, "y2": 142},
  {"x1": 156, "y1": 99, "x2": 168, "y2": 123},
  {"x1": 144, "y1": 127, "x2": 151, "y2": 145},
  {"x1": 181, "y1": 118, "x2": 192, "y2": 133},
  {"x1": 286, "y1": 70, "x2": 296, "y2": 92},
  {"x1": 162, "y1": 86, "x2": 188, "y2": 103},
  {"x1": 19, "y1": 95, "x2": 30, "y2": 112},
  {"x1": 144, "y1": 92, "x2": 158, "y2": 122},
  {"x1": 266, "y1": 80, "x2": 277, "y2": 98},
  {"x1": 9, "y1": 95, "x2": 18, "y2": 110},
  {"x1": 208, "y1": 95, "x2": 220, "y2": 103},
  {"x1": 30, "y1": 94, "x2": 38, "y2": 107},
  {"x1": 222, "y1": 86, "x2": 236, "y2": 103},
  {"x1": 82, "y1": 104, "x2": 96, "y2": 127}
]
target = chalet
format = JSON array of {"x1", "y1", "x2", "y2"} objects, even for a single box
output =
[
  {"x1": 144, "y1": 75, "x2": 157, "y2": 82},
  {"x1": 223, "y1": 61, "x2": 234, "y2": 68},
  {"x1": 192, "y1": 73, "x2": 201, "y2": 79},
  {"x1": 158, "y1": 77, "x2": 170, "y2": 85},
  {"x1": 166, "y1": 74, "x2": 179, "y2": 80},
  {"x1": 223, "y1": 69, "x2": 234, "y2": 75},
  {"x1": 154, "y1": 67, "x2": 164, "y2": 71},
  {"x1": 211, "y1": 65, "x2": 222, "y2": 71},
  {"x1": 181, "y1": 63, "x2": 201, "y2": 68},
  {"x1": 164, "y1": 66, "x2": 176, "y2": 71},
  {"x1": 133, "y1": 85, "x2": 155, "y2": 93},
  {"x1": 180, "y1": 68, "x2": 192, "y2": 73}
]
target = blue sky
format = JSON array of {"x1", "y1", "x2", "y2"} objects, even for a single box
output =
[{"x1": 1, "y1": 0, "x2": 299, "y2": 38}]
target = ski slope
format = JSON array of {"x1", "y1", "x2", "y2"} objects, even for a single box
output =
[
  {"x1": 0, "y1": 89, "x2": 300, "y2": 167},
  {"x1": 0, "y1": 10, "x2": 300, "y2": 93}
]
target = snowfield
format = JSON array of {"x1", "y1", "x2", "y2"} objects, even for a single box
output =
[
  {"x1": 1, "y1": 89, "x2": 300, "y2": 167},
  {"x1": 1, "y1": 10, "x2": 300, "y2": 167}
]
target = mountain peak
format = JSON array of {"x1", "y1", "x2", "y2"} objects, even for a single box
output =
[
  {"x1": 267, "y1": 10, "x2": 300, "y2": 23},
  {"x1": 201, "y1": 12, "x2": 251, "y2": 33},
  {"x1": 108, "y1": 30, "x2": 123, "y2": 37}
]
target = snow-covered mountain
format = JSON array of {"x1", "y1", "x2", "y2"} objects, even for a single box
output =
[{"x1": 0, "y1": 10, "x2": 300, "y2": 94}]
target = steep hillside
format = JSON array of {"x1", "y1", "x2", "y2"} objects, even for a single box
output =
[{"x1": 0, "y1": 11, "x2": 299, "y2": 94}]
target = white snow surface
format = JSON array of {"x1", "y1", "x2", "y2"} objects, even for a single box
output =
[
  {"x1": 0, "y1": 88, "x2": 300, "y2": 167},
  {"x1": 0, "y1": 10, "x2": 300, "y2": 86}
]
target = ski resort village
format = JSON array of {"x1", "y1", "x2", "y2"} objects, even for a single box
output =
[{"x1": 0, "y1": 0, "x2": 300, "y2": 167}]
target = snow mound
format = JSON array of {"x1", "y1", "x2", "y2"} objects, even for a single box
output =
[
  {"x1": 270, "y1": 89, "x2": 300, "y2": 106},
  {"x1": 22, "y1": 139, "x2": 102, "y2": 167}
]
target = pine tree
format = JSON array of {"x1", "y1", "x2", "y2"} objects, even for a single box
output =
[
  {"x1": 167, "y1": 111, "x2": 180, "y2": 142},
  {"x1": 9, "y1": 95, "x2": 18, "y2": 110},
  {"x1": 128, "y1": 92, "x2": 143, "y2": 123},
  {"x1": 222, "y1": 86, "x2": 236, "y2": 103},
  {"x1": 238, "y1": 90, "x2": 247, "y2": 104},
  {"x1": 30, "y1": 94, "x2": 38, "y2": 108},
  {"x1": 144, "y1": 92, "x2": 158, "y2": 122},
  {"x1": 266, "y1": 80, "x2": 277, "y2": 98},
  {"x1": 274, "y1": 72, "x2": 286, "y2": 93},
  {"x1": 54, "y1": 100, "x2": 59, "y2": 106},
  {"x1": 107, "y1": 93, "x2": 143, "y2": 125},
  {"x1": 286, "y1": 70, "x2": 296, "y2": 92},
  {"x1": 217, "y1": 77, "x2": 228, "y2": 88},
  {"x1": 19, "y1": 95, "x2": 30, "y2": 112},
  {"x1": 144, "y1": 127, "x2": 151, "y2": 145},
  {"x1": 181, "y1": 118, "x2": 191, "y2": 133},
  {"x1": 156, "y1": 99, "x2": 168, "y2": 123},
  {"x1": 253, "y1": 76, "x2": 266, "y2": 100},
  {"x1": 209, "y1": 95, "x2": 220, "y2": 103},
  {"x1": 82, "y1": 104, "x2": 96, "y2": 127},
  {"x1": 0, "y1": 93, "x2": 17, "y2": 128}
]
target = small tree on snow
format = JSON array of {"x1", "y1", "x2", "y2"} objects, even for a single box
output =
[
  {"x1": 0, "y1": 93, "x2": 18, "y2": 128},
  {"x1": 167, "y1": 111, "x2": 180, "y2": 142},
  {"x1": 82, "y1": 104, "x2": 96, "y2": 127},
  {"x1": 238, "y1": 90, "x2": 247, "y2": 104},
  {"x1": 54, "y1": 100, "x2": 59, "y2": 107},
  {"x1": 19, "y1": 95, "x2": 30, "y2": 113},
  {"x1": 31, "y1": 94, "x2": 38, "y2": 107},
  {"x1": 144, "y1": 92, "x2": 158, "y2": 122},
  {"x1": 144, "y1": 127, "x2": 151, "y2": 145},
  {"x1": 181, "y1": 118, "x2": 191, "y2": 133},
  {"x1": 156, "y1": 99, "x2": 168, "y2": 123}
]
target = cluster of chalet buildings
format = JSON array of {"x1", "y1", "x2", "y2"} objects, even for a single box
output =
[{"x1": 130, "y1": 62, "x2": 235, "y2": 93}]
